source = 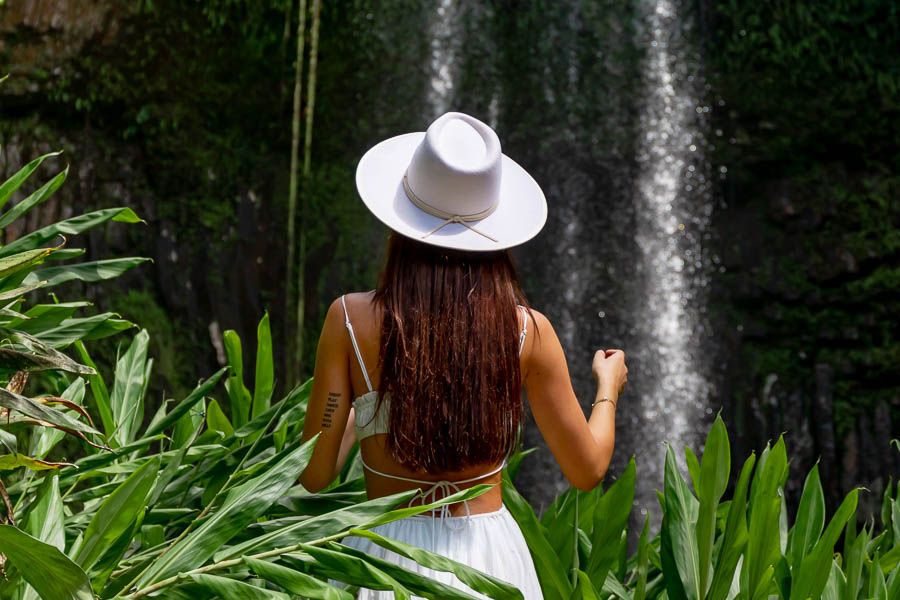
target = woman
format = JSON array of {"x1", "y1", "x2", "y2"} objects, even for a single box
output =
[{"x1": 299, "y1": 112, "x2": 627, "y2": 598}]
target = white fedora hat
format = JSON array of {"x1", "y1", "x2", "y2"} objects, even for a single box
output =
[{"x1": 355, "y1": 111, "x2": 547, "y2": 251}]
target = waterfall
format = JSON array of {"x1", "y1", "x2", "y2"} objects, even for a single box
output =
[
  {"x1": 417, "y1": 0, "x2": 717, "y2": 520},
  {"x1": 629, "y1": 0, "x2": 715, "y2": 516},
  {"x1": 426, "y1": 0, "x2": 461, "y2": 118}
]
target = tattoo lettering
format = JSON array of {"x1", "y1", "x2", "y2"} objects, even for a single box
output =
[{"x1": 322, "y1": 392, "x2": 340, "y2": 428}]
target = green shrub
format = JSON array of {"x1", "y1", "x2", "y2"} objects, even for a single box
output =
[{"x1": 0, "y1": 150, "x2": 897, "y2": 599}]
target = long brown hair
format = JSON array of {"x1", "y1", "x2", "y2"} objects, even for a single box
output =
[{"x1": 371, "y1": 231, "x2": 531, "y2": 472}]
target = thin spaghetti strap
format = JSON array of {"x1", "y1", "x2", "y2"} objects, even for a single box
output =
[
  {"x1": 340, "y1": 295, "x2": 374, "y2": 393},
  {"x1": 518, "y1": 305, "x2": 528, "y2": 356}
]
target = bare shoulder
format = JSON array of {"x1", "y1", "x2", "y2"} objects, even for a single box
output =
[
  {"x1": 331, "y1": 291, "x2": 381, "y2": 340},
  {"x1": 329, "y1": 291, "x2": 376, "y2": 317},
  {"x1": 340, "y1": 291, "x2": 377, "y2": 310},
  {"x1": 522, "y1": 306, "x2": 557, "y2": 346},
  {"x1": 520, "y1": 306, "x2": 563, "y2": 371}
]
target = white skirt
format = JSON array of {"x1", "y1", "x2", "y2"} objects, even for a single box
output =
[{"x1": 337, "y1": 504, "x2": 543, "y2": 599}]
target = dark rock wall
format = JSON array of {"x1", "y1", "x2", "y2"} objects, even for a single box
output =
[{"x1": 704, "y1": 0, "x2": 900, "y2": 514}]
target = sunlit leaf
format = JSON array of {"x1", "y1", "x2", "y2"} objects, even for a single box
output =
[
  {"x1": 135, "y1": 435, "x2": 319, "y2": 586},
  {"x1": 0, "y1": 151, "x2": 62, "y2": 212},
  {"x1": 252, "y1": 311, "x2": 274, "y2": 419},
  {"x1": 73, "y1": 456, "x2": 160, "y2": 572},
  {"x1": 0, "y1": 207, "x2": 143, "y2": 257},
  {"x1": 0, "y1": 166, "x2": 68, "y2": 230},
  {"x1": 245, "y1": 557, "x2": 353, "y2": 599},
  {"x1": 0, "y1": 524, "x2": 92, "y2": 600}
]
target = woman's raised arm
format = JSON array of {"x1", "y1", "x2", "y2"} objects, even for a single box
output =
[{"x1": 522, "y1": 309, "x2": 626, "y2": 491}]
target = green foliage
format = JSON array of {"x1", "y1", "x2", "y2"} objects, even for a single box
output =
[
  {"x1": 1, "y1": 210, "x2": 897, "y2": 598},
  {"x1": 516, "y1": 415, "x2": 898, "y2": 599},
  {"x1": 710, "y1": 0, "x2": 899, "y2": 160},
  {"x1": 0, "y1": 151, "x2": 145, "y2": 479},
  {"x1": 0, "y1": 171, "x2": 510, "y2": 597},
  {"x1": 710, "y1": 0, "x2": 900, "y2": 449},
  {"x1": 2, "y1": 351, "x2": 501, "y2": 598}
]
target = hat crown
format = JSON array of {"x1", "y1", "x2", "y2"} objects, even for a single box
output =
[{"x1": 405, "y1": 112, "x2": 502, "y2": 218}]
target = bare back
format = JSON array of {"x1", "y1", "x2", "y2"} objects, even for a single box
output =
[{"x1": 299, "y1": 290, "x2": 616, "y2": 512}]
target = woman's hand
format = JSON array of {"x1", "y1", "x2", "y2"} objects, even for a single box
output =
[{"x1": 592, "y1": 349, "x2": 628, "y2": 396}]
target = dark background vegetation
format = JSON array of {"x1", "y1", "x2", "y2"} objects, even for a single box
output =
[{"x1": 0, "y1": 0, "x2": 897, "y2": 514}]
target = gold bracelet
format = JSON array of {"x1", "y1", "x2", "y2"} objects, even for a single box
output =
[{"x1": 591, "y1": 396, "x2": 617, "y2": 409}]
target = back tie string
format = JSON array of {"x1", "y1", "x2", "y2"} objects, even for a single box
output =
[
  {"x1": 402, "y1": 174, "x2": 499, "y2": 243},
  {"x1": 360, "y1": 456, "x2": 507, "y2": 553}
]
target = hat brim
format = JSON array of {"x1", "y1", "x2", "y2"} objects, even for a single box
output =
[{"x1": 356, "y1": 132, "x2": 547, "y2": 251}]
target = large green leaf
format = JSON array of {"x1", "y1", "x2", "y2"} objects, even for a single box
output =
[
  {"x1": 15, "y1": 312, "x2": 135, "y2": 349},
  {"x1": 285, "y1": 547, "x2": 412, "y2": 599},
  {"x1": 708, "y1": 453, "x2": 756, "y2": 600},
  {"x1": 633, "y1": 515, "x2": 651, "y2": 600},
  {"x1": 184, "y1": 573, "x2": 289, "y2": 599},
  {"x1": 109, "y1": 329, "x2": 150, "y2": 446},
  {"x1": 207, "y1": 398, "x2": 234, "y2": 436},
  {"x1": 0, "y1": 328, "x2": 95, "y2": 372},
  {"x1": 571, "y1": 570, "x2": 601, "y2": 600},
  {"x1": 585, "y1": 458, "x2": 635, "y2": 586},
  {"x1": 147, "y1": 421, "x2": 203, "y2": 506},
  {"x1": 135, "y1": 435, "x2": 319, "y2": 586},
  {"x1": 73, "y1": 456, "x2": 160, "y2": 572},
  {"x1": 0, "y1": 454, "x2": 71, "y2": 471},
  {"x1": 0, "y1": 524, "x2": 92, "y2": 600},
  {"x1": 0, "y1": 151, "x2": 62, "y2": 212},
  {"x1": 31, "y1": 377, "x2": 86, "y2": 460},
  {"x1": 0, "y1": 386, "x2": 100, "y2": 438},
  {"x1": 696, "y1": 415, "x2": 730, "y2": 596},
  {"x1": 144, "y1": 367, "x2": 229, "y2": 436},
  {"x1": 74, "y1": 340, "x2": 114, "y2": 436},
  {"x1": 253, "y1": 311, "x2": 274, "y2": 419},
  {"x1": 0, "y1": 247, "x2": 54, "y2": 279},
  {"x1": 246, "y1": 557, "x2": 353, "y2": 599},
  {"x1": 0, "y1": 281, "x2": 46, "y2": 302},
  {"x1": 791, "y1": 488, "x2": 859, "y2": 600},
  {"x1": 0, "y1": 167, "x2": 68, "y2": 230},
  {"x1": 787, "y1": 463, "x2": 825, "y2": 570},
  {"x1": 24, "y1": 257, "x2": 150, "y2": 287},
  {"x1": 22, "y1": 473, "x2": 66, "y2": 600},
  {"x1": 216, "y1": 489, "x2": 419, "y2": 560},
  {"x1": 223, "y1": 329, "x2": 252, "y2": 428},
  {"x1": 661, "y1": 444, "x2": 700, "y2": 600},
  {"x1": 25, "y1": 473, "x2": 64, "y2": 550},
  {"x1": 842, "y1": 514, "x2": 868, "y2": 600},
  {"x1": 502, "y1": 469, "x2": 572, "y2": 599},
  {"x1": 5, "y1": 300, "x2": 87, "y2": 331},
  {"x1": 344, "y1": 528, "x2": 524, "y2": 598},
  {"x1": 0, "y1": 207, "x2": 143, "y2": 257},
  {"x1": 332, "y1": 540, "x2": 485, "y2": 599},
  {"x1": 541, "y1": 483, "x2": 602, "y2": 580},
  {"x1": 870, "y1": 561, "x2": 889, "y2": 600},
  {"x1": 334, "y1": 486, "x2": 476, "y2": 526},
  {"x1": 742, "y1": 437, "x2": 787, "y2": 600}
]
